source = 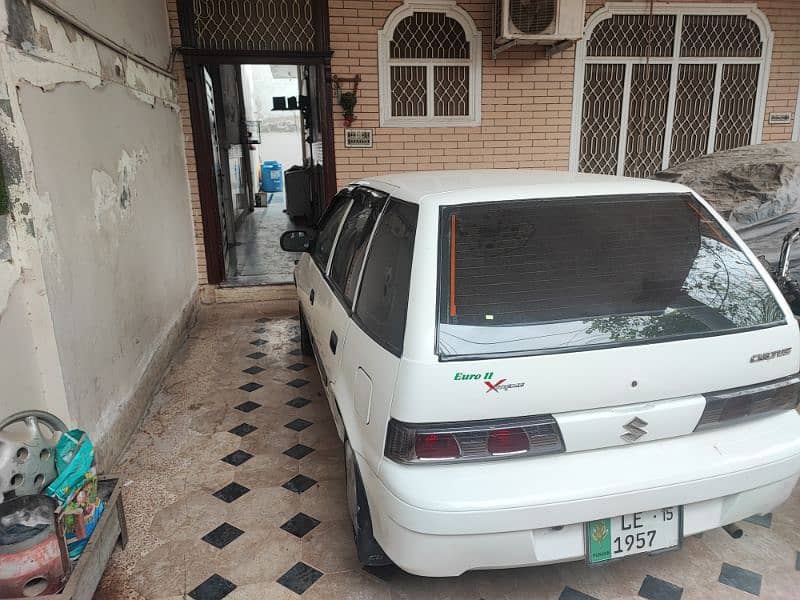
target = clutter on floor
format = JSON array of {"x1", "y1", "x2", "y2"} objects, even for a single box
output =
[{"x1": 0, "y1": 411, "x2": 127, "y2": 599}]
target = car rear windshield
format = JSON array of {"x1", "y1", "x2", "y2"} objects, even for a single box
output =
[{"x1": 437, "y1": 194, "x2": 785, "y2": 359}]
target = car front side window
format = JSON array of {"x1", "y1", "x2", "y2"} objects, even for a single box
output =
[
  {"x1": 312, "y1": 188, "x2": 353, "y2": 273},
  {"x1": 329, "y1": 188, "x2": 388, "y2": 306}
]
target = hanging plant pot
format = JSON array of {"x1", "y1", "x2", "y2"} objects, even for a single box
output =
[
  {"x1": 332, "y1": 74, "x2": 361, "y2": 128},
  {"x1": 340, "y1": 91, "x2": 357, "y2": 127}
]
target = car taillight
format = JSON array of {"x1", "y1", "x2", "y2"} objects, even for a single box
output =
[
  {"x1": 695, "y1": 374, "x2": 800, "y2": 430},
  {"x1": 415, "y1": 433, "x2": 460, "y2": 460},
  {"x1": 487, "y1": 428, "x2": 529, "y2": 455},
  {"x1": 385, "y1": 415, "x2": 564, "y2": 464}
]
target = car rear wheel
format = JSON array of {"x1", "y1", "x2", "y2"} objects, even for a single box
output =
[
  {"x1": 299, "y1": 307, "x2": 313, "y2": 357},
  {"x1": 345, "y1": 440, "x2": 392, "y2": 567}
]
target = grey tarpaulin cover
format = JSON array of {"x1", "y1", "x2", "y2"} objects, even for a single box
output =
[{"x1": 654, "y1": 142, "x2": 800, "y2": 278}]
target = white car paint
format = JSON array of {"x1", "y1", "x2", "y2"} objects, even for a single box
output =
[{"x1": 292, "y1": 170, "x2": 800, "y2": 577}]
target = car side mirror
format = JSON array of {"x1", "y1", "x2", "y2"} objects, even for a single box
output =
[{"x1": 280, "y1": 230, "x2": 314, "y2": 253}]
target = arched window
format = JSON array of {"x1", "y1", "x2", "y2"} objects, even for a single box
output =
[
  {"x1": 378, "y1": 1, "x2": 481, "y2": 127},
  {"x1": 570, "y1": 5, "x2": 773, "y2": 177}
]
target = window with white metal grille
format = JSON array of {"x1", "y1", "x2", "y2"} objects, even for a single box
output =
[
  {"x1": 379, "y1": 1, "x2": 481, "y2": 127},
  {"x1": 191, "y1": 0, "x2": 316, "y2": 52},
  {"x1": 571, "y1": 6, "x2": 772, "y2": 178}
]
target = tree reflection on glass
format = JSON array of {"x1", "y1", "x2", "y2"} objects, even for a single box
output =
[{"x1": 586, "y1": 237, "x2": 784, "y2": 343}]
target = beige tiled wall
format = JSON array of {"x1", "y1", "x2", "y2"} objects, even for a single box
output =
[
  {"x1": 167, "y1": 0, "x2": 208, "y2": 286},
  {"x1": 330, "y1": 0, "x2": 575, "y2": 188}
]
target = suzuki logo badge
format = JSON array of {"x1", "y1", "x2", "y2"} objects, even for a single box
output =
[{"x1": 621, "y1": 417, "x2": 648, "y2": 443}]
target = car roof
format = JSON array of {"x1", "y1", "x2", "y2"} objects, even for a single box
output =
[{"x1": 352, "y1": 170, "x2": 693, "y2": 205}]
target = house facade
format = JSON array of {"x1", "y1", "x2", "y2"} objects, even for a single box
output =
[{"x1": 166, "y1": 0, "x2": 800, "y2": 293}]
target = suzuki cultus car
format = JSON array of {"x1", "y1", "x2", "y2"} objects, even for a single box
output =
[{"x1": 280, "y1": 170, "x2": 800, "y2": 576}]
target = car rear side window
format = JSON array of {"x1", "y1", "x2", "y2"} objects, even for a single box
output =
[
  {"x1": 438, "y1": 193, "x2": 785, "y2": 358},
  {"x1": 312, "y1": 188, "x2": 353, "y2": 272},
  {"x1": 329, "y1": 187, "x2": 388, "y2": 305},
  {"x1": 355, "y1": 199, "x2": 418, "y2": 355}
]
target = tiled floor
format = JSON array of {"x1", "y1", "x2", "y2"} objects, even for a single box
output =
[
  {"x1": 226, "y1": 194, "x2": 300, "y2": 286},
  {"x1": 97, "y1": 302, "x2": 800, "y2": 599}
]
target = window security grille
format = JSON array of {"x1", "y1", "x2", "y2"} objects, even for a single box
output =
[
  {"x1": 191, "y1": 0, "x2": 316, "y2": 52},
  {"x1": 379, "y1": 1, "x2": 481, "y2": 127},
  {"x1": 573, "y1": 6, "x2": 771, "y2": 178}
]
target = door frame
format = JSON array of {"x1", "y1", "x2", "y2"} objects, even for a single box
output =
[{"x1": 177, "y1": 0, "x2": 336, "y2": 285}]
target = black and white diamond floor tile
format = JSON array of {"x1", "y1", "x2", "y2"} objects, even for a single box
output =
[
  {"x1": 229, "y1": 423, "x2": 257, "y2": 437},
  {"x1": 220, "y1": 449, "x2": 253, "y2": 466},
  {"x1": 283, "y1": 443, "x2": 315, "y2": 460},
  {"x1": 719, "y1": 562, "x2": 762, "y2": 596},
  {"x1": 188, "y1": 574, "x2": 236, "y2": 600},
  {"x1": 280, "y1": 512, "x2": 321, "y2": 538},
  {"x1": 276, "y1": 562, "x2": 323, "y2": 594},
  {"x1": 638, "y1": 575, "x2": 683, "y2": 600},
  {"x1": 212, "y1": 482, "x2": 250, "y2": 503},
  {"x1": 282, "y1": 474, "x2": 318, "y2": 494}
]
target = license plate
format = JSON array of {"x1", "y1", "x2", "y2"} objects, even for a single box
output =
[{"x1": 586, "y1": 507, "x2": 681, "y2": 564}]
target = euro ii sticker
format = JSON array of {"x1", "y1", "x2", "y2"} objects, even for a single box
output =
[
  {"x1": 453, "y1": 372, "x2": 526, "y2": 393},
  {"x1": 588, "y1": 518, "x2": 612, "y2": 562}
]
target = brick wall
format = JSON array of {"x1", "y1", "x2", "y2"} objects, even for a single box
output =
[
  {"x1": 330, "y1": 0, "x2": 575, "y2": 188},
  {"x1": 167, "y1": 0, "x2": 208, "y2": 286},
  {"x1": 331, "y1": 0, "x2": 800, "y2": 187},
  {"x1": 758, "y1": 0, "x2": 800, "y2": 141}
]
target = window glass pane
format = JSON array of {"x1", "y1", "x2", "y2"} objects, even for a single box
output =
[
  {"x1": 356, "y1": 200, "x2": 418, "y2": 355},
  {"x1": 312, "y1": 188, "x2": 352, "y2": 271},
  {"x1": 438, "y1": 194, "x2": 784, "y2": 358},
  {"x1": 330, "y1": 188, "x2": 387, "y2": 304}
]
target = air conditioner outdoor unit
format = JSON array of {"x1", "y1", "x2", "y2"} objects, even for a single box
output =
[{"x1": 495, "y1": 0, "x2": 585, "y2": 47}]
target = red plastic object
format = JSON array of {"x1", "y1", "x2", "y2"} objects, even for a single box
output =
[{"x1": 0, "y1": 532, "x2": 66, "y2": 598}]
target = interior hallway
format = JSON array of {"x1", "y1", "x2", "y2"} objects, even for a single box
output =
[
  {"x1": 226, "y1": 194, "x2": 300, "y2": 286},
  {"x1": 97, "y1": 302, "x2": 800, "y2": 599}
]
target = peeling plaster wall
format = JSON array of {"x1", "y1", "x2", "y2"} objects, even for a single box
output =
[
  {"x1": 0, "y1": 0, "x2": 197, "y2": 466},
  {"x1": 1, "y1": 280, "x2": 47, "y2": 413},
  {"x1": 19, "y1": 81, "x2": 197, "y2": 447},
  {"x1": 50, "y1": 0, "x2": 171, "y2": 66}
]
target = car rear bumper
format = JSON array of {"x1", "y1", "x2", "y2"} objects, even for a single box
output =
[{"x1": 361, "y1": 411, "x2": 800, "y2": 576}]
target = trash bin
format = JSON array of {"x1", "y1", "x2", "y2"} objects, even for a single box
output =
[
  {"x1": 284, "y1": 164, "x2": 313, "y2": 221},
  {"x1": 260, "y1": 161, "x2": 283, "y2": 193}
]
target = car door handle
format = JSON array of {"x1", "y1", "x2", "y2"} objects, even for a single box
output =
[
  {"x1": 330, "y1": 330, "x2": 338, "y2": 354},
  {"x1": 309, "y1": 289, "x2": 315, "y2": 305}
]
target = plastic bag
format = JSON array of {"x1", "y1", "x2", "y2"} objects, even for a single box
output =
[
  {"x1": 44, "y1": 429, "x2": 94, "y2": 506},
  {"x1": 63, "y1": 474, "x2": 105, "y2": 560}
]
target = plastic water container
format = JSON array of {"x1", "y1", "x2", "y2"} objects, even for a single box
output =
[{"x1": 260, "y1": 161, "x2": 283, "y2": 193}]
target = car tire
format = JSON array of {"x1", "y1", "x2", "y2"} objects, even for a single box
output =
[
  {"x1": 299, "y1": 307, "x2": 313, "y2": 358},
  {"x1": 345, "y1": 440, "x2": 393, "y2": 567}
]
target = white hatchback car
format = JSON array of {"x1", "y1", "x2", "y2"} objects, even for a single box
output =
[{"x1": 280, "y1": 170, "x2": 800, "y2": 577}]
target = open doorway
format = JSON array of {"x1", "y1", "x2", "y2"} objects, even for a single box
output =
[{"x1": 199, "y1": 62, "x2": 330, "y2": 286}]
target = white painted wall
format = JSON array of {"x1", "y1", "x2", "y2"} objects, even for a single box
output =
[
  {"x1": 19, "y1": 81, "x2": 197, "y2": 440},
  {"x1": 0, "y1": 1, "x2": 196, "y2": 465},
  {"x1": 241, "y1": 65, "x2": 304, "y2": 191}
]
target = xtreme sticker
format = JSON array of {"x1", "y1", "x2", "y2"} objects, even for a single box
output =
[{"x1": 453, "y1": 372, "x2": 526, "y2": 393}]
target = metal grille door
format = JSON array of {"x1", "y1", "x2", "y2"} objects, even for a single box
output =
[
  {"x1": 572, "y1": 6, "x2": 771, "y2": 176},
  {"x1": 579, "y1": 64, "x2": 624, "y2": 175},
  {"x1": 379, "y1": 2, "x2": 482, "y2": 127}
]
